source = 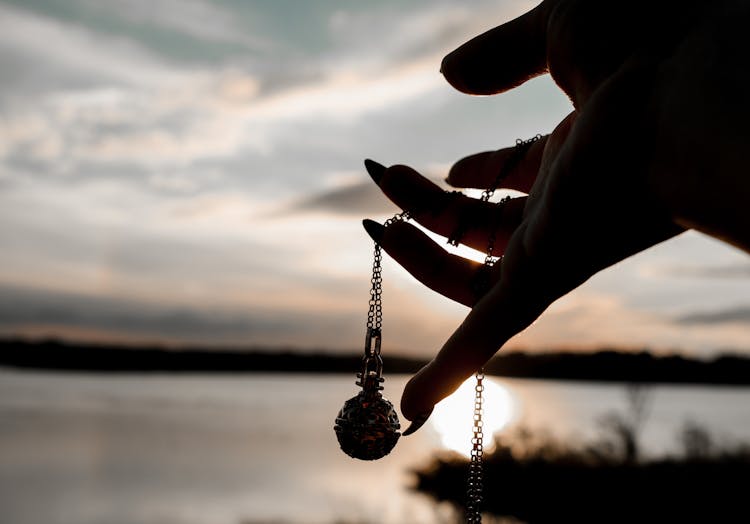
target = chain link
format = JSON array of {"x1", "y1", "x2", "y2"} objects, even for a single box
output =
[
  {"x1": 480, "y1": 134, "x2": 542, "y2": 204},
  {"x1": 360, "y1": 210, "x2": 411, "y2": 389},
  {"x1": 367, "y1": 243, "x2": 383, "y2": 331},
  {"x1": 366, "y1": 210, "x2": 410, "y2": 332},
  {"x1": 466, "y1": 369, "x2": 485, "y2": 523},
  {"x1": 449, "y1": 134, "x2": 541, "y2": 248},
  {"x1": 359, "y1": 137, "x2": 543, "y2": 519},
  {"x1": 465, "y1": 135, "x2": 542, "y2": 523}
]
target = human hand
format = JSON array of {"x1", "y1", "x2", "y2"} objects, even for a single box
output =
[{"x1": 364, "y1": 0, "x2": 750, "y2": 430}]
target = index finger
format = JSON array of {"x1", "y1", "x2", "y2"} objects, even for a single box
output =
[
  {"x1": 400, "y1": 229, "x2": 552, "y2": 420},
  {"x1": 401, "y1": 58, "x2": 678, "y2": 422},
  {"x1": 441, "y1": 1, "x2": 554, "y2": 95}
]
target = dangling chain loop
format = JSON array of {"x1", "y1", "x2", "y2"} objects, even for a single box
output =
[
  {"x1": 366, "y1": 210, "x2": 410, "y2": 333},
  {"x1": 360, "y1": 211, "x2": 410, "y2": 393},
  {"x1": 367, "y1": 243, "x2": 383, "y2": 332},
  {"x1": 481, "y1": 134, "x2": 541, "y2": 203},
  {"x1": 448, "y1": 134, "x2": 541, "y2": 248}
]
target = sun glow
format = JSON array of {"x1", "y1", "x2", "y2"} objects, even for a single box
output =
[{"x1": 430, "y1": 377, "x2": 517, "y2": 456}]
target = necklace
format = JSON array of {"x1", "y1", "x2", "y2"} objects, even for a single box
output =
[
  {"x1": 333, "y1": 211, "x2": 409, "y2": 461},
  {"x1": 465, "y1": 135, "x2": 541, "y2": 522},
  {"x1": 334, "y1": 135, "x2": 541, "y2": 519}
]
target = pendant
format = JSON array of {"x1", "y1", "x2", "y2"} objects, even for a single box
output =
[{"x1": 334, "y1": 327, "x2": 401, "y2": 460}]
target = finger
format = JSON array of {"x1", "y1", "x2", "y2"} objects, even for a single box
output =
[
  {"x1": 441, "y1": 1, "x2": 552, "y2": 95},
  {"x1": 400, "y1": 61, "x2": 683, "y2": 422},
  {"x1": 402, "y1": 409, "x2": 432, "y2": 436},
  {"x1": 368, "y1": 161, "x2": 527, "y2": 253},
  {"x1": 446, "y1": 134, "x2": 549, "y2": 192},
  {"x1": 362, "y1": 219, "x2": 499, "y2": 308},
  {"x1": 401, "y1": 229, "x2": 550, "y2": 420},
  {"x1": 524, "y1": 60, "x2": 684, "y2": 261}
]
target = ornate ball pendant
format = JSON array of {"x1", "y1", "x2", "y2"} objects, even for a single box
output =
[{"x1": 334, "y1": 390, "x2": 400, "y2": 460}]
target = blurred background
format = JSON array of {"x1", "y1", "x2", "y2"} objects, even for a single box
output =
[{"x1": 1, "y1": 1, "x2": 749, "y2": 523}]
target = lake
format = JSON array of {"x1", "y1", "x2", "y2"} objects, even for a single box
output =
[{"x1": 1, "y1": 368, "x2": 750, "y2": 524}]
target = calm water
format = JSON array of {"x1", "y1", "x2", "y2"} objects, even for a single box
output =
[{"x1": 1, "y1": 369, "x2": 750, "y2": 524}]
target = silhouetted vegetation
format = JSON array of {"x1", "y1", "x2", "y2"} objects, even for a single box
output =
[
  {"x1": 413, "y1": 418, "x2": 750, "y2": 523},
  {"x1": 3, "y1": 338, "x2": 750, "y2": 386},
  {"x1": 0, "y1": 337, "x2": 423, "y2": 374},
  {"x1": 484, "y1": 350, "x2": 750, "y2": 385}
]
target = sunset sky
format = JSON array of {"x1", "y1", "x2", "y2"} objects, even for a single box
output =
[{"x1": 1, "y1": 0, "x2": 748, "y2": 357}]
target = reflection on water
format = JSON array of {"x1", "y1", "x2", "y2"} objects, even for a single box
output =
[
  {"x1": 431, "y1": 377, "x2": 517, "y2": 455},
  {"x1": 1, "y1": 369, "x2": 750, "y2": 524}
]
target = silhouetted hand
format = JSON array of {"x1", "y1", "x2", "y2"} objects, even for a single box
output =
[{"x1": 364, "y1": 0, "x2": 750, "y2": 430}]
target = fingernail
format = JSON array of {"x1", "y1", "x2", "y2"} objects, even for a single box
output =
[
  {"x1": 364, "y1": 159, "x2": 386, "y2": 185},
  {"x1": 362, "y1": 219, "x2": 384, "y2": 243},
  {"x1": 402, "y1": 409, "x2": 433, "y2": 436},
  {"x1": 439, "y1": 54, "x2": 451, "y2": 76}
]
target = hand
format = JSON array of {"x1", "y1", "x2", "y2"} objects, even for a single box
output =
[{"x1": 364, "y1": 0, "x2": 750, "y2": 430}]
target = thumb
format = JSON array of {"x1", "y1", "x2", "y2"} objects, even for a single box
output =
[
  {"x1": 401, "y1": 59, "x2": 674, "y2": 424},
  {"x1": 441, "y1": 1, "x2": 551, "y2": 95}
]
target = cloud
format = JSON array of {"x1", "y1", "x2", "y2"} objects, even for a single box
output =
[
  {"x1": 0, "y1": 284, "x2": 255, "y2": 339},
  {"x1": 0, "y1": 278, "x2": 457, "y2": 354},
  {"x1": 676, "y1": 306, "x2": 750, "y2": 325},
  {"x1": 0, "y1": 4, "x2": 205, "y2": 93},
  {"x1": 512, "y1": 293, "x2": 662, "y2": 350},
  {"x1": 508, "y1": 288, "x2": 750, "y2": 356},
  {"x1": 0, "y1": 0, "x2": 534, "y2": 190},
  {"x1": 285, "y1": 181, "x2": 396, "y2": 216},
  {"x1": 0, "y1": 282, "x2": 370, "y2": 347},
  {"x1": 276, "y1": 165, "x2": 456, "y2": 217},
  {"x1": 656, "y1": 263, "x2": 750, "y2": 279},
  {"x1": 77, "y1": 0, "x2": 271, "y2": 50},
  {"x1": 1, "y1": 0, "x2": 746, "y2": 356},
  {"x1": 0, "y1": 7, "x2": 463, "y2": 179}
]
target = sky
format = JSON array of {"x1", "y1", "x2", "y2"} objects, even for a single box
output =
[{"x1": 0, "y1": 0, "x2": 748, "y2": 357}]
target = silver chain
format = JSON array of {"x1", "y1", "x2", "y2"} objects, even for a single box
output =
[
  {"x1": 366, "y1": 211, "x2": 410, "y2": 332},
  {"x1": 466, "y1": 369, "x2": 485, "y2": 523},
  {"x1": 465, "y1": 135, "x2": 542, "y2": 523},
  {"x1": 481, "y1": 135, "x2": 541, "y2": 204},
  {"x1": 360, "y1": 211, "x2": 410, "y2": 390},
  {"x1": 367, "y1": 242, "x2": 384, "y2": 332}
]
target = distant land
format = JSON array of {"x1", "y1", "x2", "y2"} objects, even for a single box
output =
[{"x1": 2, "y1": 338, "x2": 750, "y2": 385}]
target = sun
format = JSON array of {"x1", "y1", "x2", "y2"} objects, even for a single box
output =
[{"x1": 429, "y1": 376, "x2": 517, "y2": 456}]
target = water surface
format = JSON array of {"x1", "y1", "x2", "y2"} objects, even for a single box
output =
[{"x1": 1, "y1": 369, "x2": 749, "y2": 524}]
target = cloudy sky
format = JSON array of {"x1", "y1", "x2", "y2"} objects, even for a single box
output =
[{"x1": 0, "y1": 0, "x2": 748, "y2": 357}]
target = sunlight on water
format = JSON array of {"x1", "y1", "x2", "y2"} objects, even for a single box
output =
[
  {"x1": 430, "y1": 377, "x2": 518, "y2": 455},
  {"x1": 2, "y1": 370, "x2": 750, "y2": 524}
]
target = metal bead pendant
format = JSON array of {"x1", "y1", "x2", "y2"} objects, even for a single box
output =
[
  {"x1": 334, "y1": 327, "x2": 400, "y2": 460},
  {"x1": 334, "y1": 390, "x2": 400, "y2": 460}
]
